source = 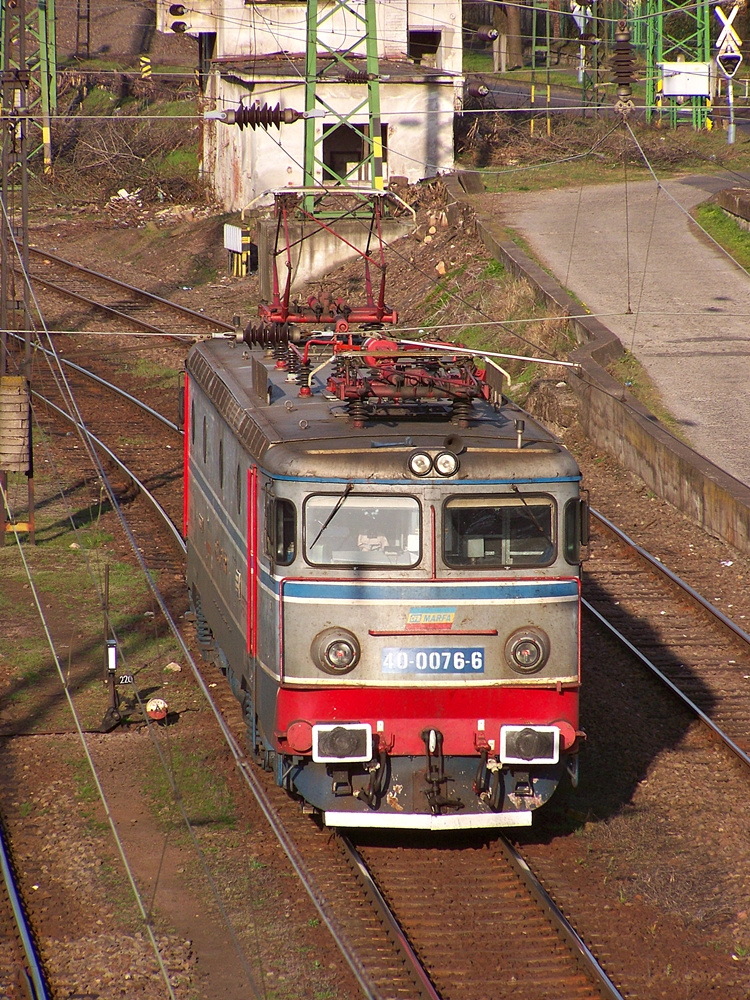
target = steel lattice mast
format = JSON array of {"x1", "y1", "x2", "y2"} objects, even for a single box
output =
[
  {"x1": 0, "y1": 0, "x2": 56, "y2": 169},
  {"x1": 303, "y1": 0, "x2": 384, "y2": 214},
  {"x1": 646, "y1": 0, "x2": 711, "y2": 127},
  {"x1": 1, "y1": 0, "x2": 31, "y2": 356}
]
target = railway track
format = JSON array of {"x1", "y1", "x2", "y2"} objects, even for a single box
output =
[
  {"x1": 23, "y1": 247, "x2": 235, "y2": 339},
  {"x1": 584, "y1": 510, "x2": 750, "y2": 762},
  {"x1": 25, "y1": 349, "x2": 628, "y2": 999}
]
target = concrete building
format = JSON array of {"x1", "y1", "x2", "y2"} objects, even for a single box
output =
[{"x1": 157, "y1": 0, "x2": 462, "y2": 211}]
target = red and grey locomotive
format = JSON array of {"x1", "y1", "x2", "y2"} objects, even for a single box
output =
[{"x1": 183, "y1": 326, "x2": 586, "y2": 829}]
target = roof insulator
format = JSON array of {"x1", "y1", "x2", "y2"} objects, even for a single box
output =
[{"x1": 476, "y1": 25, "x2": 499, "y2": 41}]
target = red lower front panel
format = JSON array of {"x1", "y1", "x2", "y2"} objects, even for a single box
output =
[{"x1": 275, "y1": 685, "x2": 578, "y2": 756}]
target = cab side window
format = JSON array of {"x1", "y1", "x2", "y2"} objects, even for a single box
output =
[
  {"x1": 265, "y1": 497, "x2": 296, "y2": 566},
  {"x1": 563, "y1": 497, "x2": 589, "y2": 564}
]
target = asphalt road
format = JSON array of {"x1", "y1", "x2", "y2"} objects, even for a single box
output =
[{"x1": 497, "y1": 173, "x2": 750, "y2": 487}]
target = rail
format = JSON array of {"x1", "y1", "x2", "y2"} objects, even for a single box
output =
[
  {"x1": 0, "y1": 815, "x2": 51, "y2": 1000},
  {"x1": 24, "y1": 247, "x2": 235, "y2": 337}
]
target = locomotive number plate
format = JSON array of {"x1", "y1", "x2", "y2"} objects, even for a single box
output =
[{"x1": 382, "y1": 647, "x2": 485, "y2": 674}]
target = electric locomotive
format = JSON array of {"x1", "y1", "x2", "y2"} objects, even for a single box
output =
[{"x1": 184, "y1": 327, "x2": 587, "y2": 830}]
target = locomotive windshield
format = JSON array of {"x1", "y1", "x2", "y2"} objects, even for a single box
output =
[
  {"x1": 443, "y1": 496, "x2": 555, "y2": 568},
  {"x1": 305, "y1": 494, "x2": 420, "y2": 567}
]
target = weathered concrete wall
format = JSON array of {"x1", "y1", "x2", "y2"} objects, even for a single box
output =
[
  {"x1": 257, "y1": 217, "x2": 413, "y2": 299},
  {"x1": 715, "y1": 187, "x2": 750, "y2": 232},
  {"x1": 443, "y1": 174, "x2": 750, "y2": 557},
  {"x1": 203, "y1": 75, "x2": 457, "y2": 211}
]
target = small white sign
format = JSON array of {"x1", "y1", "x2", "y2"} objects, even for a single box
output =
[
  {"x1": 224, "y1": 223, "x2": 245, "y2": 253},
  {"x1": 659, "y1": 61, "x2": 711, "y2": 97}
]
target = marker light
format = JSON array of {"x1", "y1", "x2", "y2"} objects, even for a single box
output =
[
  {"x1": 408, "y1": 450, "x2": 433, "y2": 476},
  {"x1": 311, "y1": 627, "x2": 361, "y2": 675},
  {"x1": 504, "y1": 627, "x2": 550, "y2": 674}
]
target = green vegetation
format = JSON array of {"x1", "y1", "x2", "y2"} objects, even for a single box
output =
[
  {"x1": 463, "y1": 50, "x2": 494, "y2": 74},
  {"x1": 694, "y1": 201, "x2": 750, "y2": 272},
  {"x1": 0, "y1": 464, "x2": 178, "y2": 730},
  {"x1": 186, "y1": 252, "x2": 219, "y2": 286},
  {"x1": 457, "y1": 116, "x2": 750, "y2": 195},
  {"x1": 414, "y1": 248, "x2": 575, "y2": 404},
  {"x1": 606, "y1": 349, "x2": 685, "y2": 438},
  {"x1": 51, "y1": 90, "x2": 203, "y2": 201},
  {"x1": 147, "y1": 741, "x2": 237, "y2": 832}
]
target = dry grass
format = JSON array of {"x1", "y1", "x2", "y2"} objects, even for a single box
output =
[{"x1": 457, "y1": 116, "x2": 750, "y2": 188}]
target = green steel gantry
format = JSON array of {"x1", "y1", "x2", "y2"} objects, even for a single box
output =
[
  {"x1": 0, "y1": 0, "x2": 57, "y2": 169},
  {"x1": 303, "y1": 0, "x2": 384, "y2": 214},
  {"x1": 645, "y1": 0, "x2": 711, "y2": 127}
]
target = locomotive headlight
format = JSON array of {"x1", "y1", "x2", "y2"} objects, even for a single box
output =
[
  {"x1": 327, "y1": 640, "x2": 356, "y2": 669},
  {"x1": 504, "y1": 627, "x2": 550, "y2": 674},
  {"x1": 434, "y1": 450, "x2": 459, "y2": 476},
  {"x1": 407, "y1": 450, "x2": 433, "y2": 477},
  {"x1": 311, "y1": 627, "x2": 361, "y2": 675}
]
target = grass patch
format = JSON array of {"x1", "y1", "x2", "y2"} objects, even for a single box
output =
[
  {"x1": 0, "y1": 464, "x2": 176, "y2": 731},
  {"x1": 147, "y1": 741, "x2": 237, "y2": 832},
  {"x1": 456, "y1": 117, "x2": 750, "y2": 194},
  {"x1": 186, "y1": 253, "x2": 219, "y2": 286},
  {"x1": 463, "y1": 50, "x2": 494, "y2": 74},
  {"x1": 124, "y1": 356, "x2": 181, "y2": 383},
  {"x1": 606, "y1": 350, "x2": 686, "y2": 439},
  {"x1": 693, "y1": 201, "x2": 750, "y2": 271},
  {"x1": 413, "y1": 248, "x2": 575, "y2": 402}
]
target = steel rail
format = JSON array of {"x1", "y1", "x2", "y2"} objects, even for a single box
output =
[
  {"x1": 32, "y1": 390, "x2": 186, "y2": 555},
  {"x1": 13, "y1": 332, "x2": 182, "y2": 434},
  {"x1": 338, "y1": 835, "x2": 442, "y2": 1000},
  {"x1": 591, "y1": 508, "x2": 750, "y2": 647},
  {"x1": 583, "y1": 596, "x2": 750, "y2": 770},
  {"x1": 498, "y1": 836, "x2": 625, "y2": 1000},
  {"x1": 587, "y1": 508, "x2": 750, "y2": 768},
  {"x1": 27, "y1": 271, "x2": 189, "y2": 337},
  {"x1": 25, "y1": 247, "x2": 235, "y2": 336},
  {"x1": 0, "y1": 816, "x2": 51, "y2": 1000}
]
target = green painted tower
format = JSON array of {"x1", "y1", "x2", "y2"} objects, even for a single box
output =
[{"x1": 646, "y1": 0, "x2": 711, "y2": 127}]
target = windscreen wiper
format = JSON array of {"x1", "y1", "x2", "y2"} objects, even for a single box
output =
[
  {"x1": 510, "y1": 484, "x2": 553, "y2": 549},
  {"x1": 310, "y1": 482, "x2": 353, "y2": 550}
]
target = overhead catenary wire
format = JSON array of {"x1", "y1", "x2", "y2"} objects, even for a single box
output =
[{"x1": 153, "y1": 0, "x2": 741, "y2": 36}]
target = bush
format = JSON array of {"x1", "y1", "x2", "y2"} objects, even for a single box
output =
[{"x1": 50, "y1": 84, "x2": 204, "y2": 203}]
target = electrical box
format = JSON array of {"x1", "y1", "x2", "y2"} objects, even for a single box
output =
[{"x1": 659, "y1": 62, "x2": 711, "y2": 97}]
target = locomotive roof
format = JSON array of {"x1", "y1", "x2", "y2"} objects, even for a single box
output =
[{"x1": 186, "y1": 338, "x2": 581, "y2": 482}]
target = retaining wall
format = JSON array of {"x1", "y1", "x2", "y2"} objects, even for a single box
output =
[{"x1": 444, "y1": 174, "x2": 750, "y2": 556}]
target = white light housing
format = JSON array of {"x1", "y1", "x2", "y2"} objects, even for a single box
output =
[
  {"x1": 504, "y1": 627, "x2": 550, "y2": 674},
  {"x1": 408, "y1": 450, "x2": 433, "y2": 476},
  {"x1": 500, "y1": 725, "x2": 559, "y2": 764},
  {"x1": 311, "y1": 627, "x2": 360, "y2": 675},
  {"x1": 434, "y1": 450, "x2": 459, "y2": 476},
  {"x1": 312, "y1": 723, "x2": 372, "y2": 763}
]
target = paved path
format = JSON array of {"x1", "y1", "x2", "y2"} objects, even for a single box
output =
[{"x1": 494, "y1": 174, "x2": 750, "y2": 487}]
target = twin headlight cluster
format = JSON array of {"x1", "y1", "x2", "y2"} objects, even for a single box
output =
[
  {"x1": 407, "y1": 449, "x2": 459, "y2": 477},
  {"x1": 311, "y1": 626, "x2": 551, "y2": 676},
  {"x1": 311, "y1": 722, "x2": 560, "y2": 764}
]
